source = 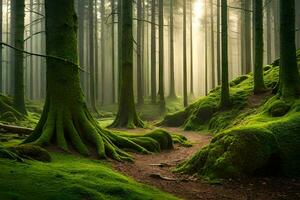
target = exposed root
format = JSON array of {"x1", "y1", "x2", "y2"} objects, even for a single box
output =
[{"x1": 24, "y1": 104, "x2": 174, "y2": 161}]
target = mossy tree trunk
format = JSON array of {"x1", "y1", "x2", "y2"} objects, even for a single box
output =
[
  {"x1": 158, "y1": 0, "x2": 166, "y2": 112},
  {"x1": 220, "y1": 0, "x2": 230, "y2": 108},
  {"x1": 253, "y1": 0, "x2": 266, "y2": 94},
  {"x1": 110, "y1": 0, "x2": 144, "y2": 128},
  {"x1": 278, "y1": 0, "x2": 300, "y2": 98},
  {"x1": 151, "y1": 0, "x2": 157, "y2": 104},
  {"x1": 23, "y1": 0, "x2": 166, "y2": 161},
  {"x1": 111, "y1": 0, "x2": 116, "y2": 103},
  {"x1": 169, "y1": 0, "x2": 176, "y2": 99},
  {"x1": 12, "y1": 0, "x2": 27, "y2": 115},
  {"x1": 210, "y1": 0, "x2": 215, "y2": 89}
]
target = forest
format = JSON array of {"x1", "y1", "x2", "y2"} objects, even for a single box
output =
[{"x1": 0, "y1": 0, "x2": 300, "y2": 199}]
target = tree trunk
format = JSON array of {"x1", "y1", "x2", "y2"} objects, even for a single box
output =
[
  {"x1": 266, "y1": 4, "x2": 272, "y2": 64},
  {"x1": 278, "y1": 0, "x2": 300, "y2": 97},
  {"x1": 151, "y1": 0, "x2": 157, "y2": 104},
  {"x1": 111, "y1": 0, "x2": 116, "y2": 103},
  {"x1": 190, "y1": 0, "x2": 194, "y2": 95},
  {"x1": 158, "y1": 0, "x2": 165, "y2": 112},
  {"x1": 216, "y1": 0, "x2": 221, "y2": 84},
  {"x1": 94, "y1": 0, "x2": 99, "y2": 102},
  {"x1": 220, "y1": 0, "x2": 230, "y2": 108},
  {"x1": 204, "y1": 0, "x2": 208, "y2": 95},
  {"x1": 183, "y1": 0, "x2": 188, "y2": 107},
  {"x1": 78, "y1": 0, "x2": 86, "y2": 92},
  {"x1": 110, "y1": 0, "x2": 144, "y2": 128},
  {"x1": 244, "y1": 0, "x2": 252, "y2": 74},
  {"x1": 12, "y1": 0, "x2": 27, "y2": 115},
  {"x1": 169, "y1": 0, "x2": 176, "y2": 99},
  {"x1": 24, "y1": 0, "x2": 166, "y2": 160},
  {"x1": 253, "y1": 0, "x2": 266, "y2": 94},
  {"x1": 210, "y1": 0, "x2": 215, "y2": 89},
  {"x1": 0, "y1": 0, "x2": 2, "y2": 92},
  {"x1": 88, "y1": 0, "x2": 98, "y2": 113},
  {"x1": 100, "y1": 0, "x2": 105, "y2": 104},
  {"x1": 137, "y1": 0, "x2": 144, "y2": 105}
]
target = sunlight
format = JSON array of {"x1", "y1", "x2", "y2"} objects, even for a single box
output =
[{"x1": 193, "y1": 0, "x2": 204, "y2": 26}]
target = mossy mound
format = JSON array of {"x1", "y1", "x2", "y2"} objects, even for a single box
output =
[
  {"x1": 176, "y1": 96, "x2": 300, "y2": 179},
  {"x1": 144, "y1": 129, "x2": 174, "y2": 150},
  {"x1": 0, "y1": 152, "x2": 178, "y2": 200},
  {"x1": 11, "y1": 145, "x2": 51, "y2": 162},
  {"x1": 160, "y1": 64, "x2": 278, "y2": 132}
]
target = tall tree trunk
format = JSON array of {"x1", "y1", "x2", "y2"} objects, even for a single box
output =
[
  {"x1": 183, "y1": 0, "x2": 188, "y2": 107},
  {"x1": 190, "y1": 0, "x2": 194, "y2": 96},
  {"x1": 0, "y1": 0, "x2": 2, "y2": 92},
  {"x1": 210, "y1": 0, "x2": 215, "y2": 89},
  {"x1": 29, "y1": 0, "x2": 34, "y2": 99},
  {"x1": 169, "y1": 0, "x2": 176, "y2": 98},
  {"x1": 267, "y1": 3, "x2": 272, "y2": 64},
  {"x1": 137, "y1": 0, "x2": 144, "y2": 105},
  {"x1": 100, "y1": 0, "x2": 105, "y2": 105},
  {"x1": 253, "y1": 0, "x2": 266, "y2": 93},
  {"x1": 278, "y1": 0, "x2": 300, "y2": 97},
  {"x1": 111, "y1": 0, "x2": 116, "y2": 103},
  {"x1": 151, "y1": 0, "x2": 157, "y2": 104},
  {"x1": 220, "y1": 0, "x2": 230, "y2": 108},
  {"x1": 110, "y1": 0, "x2": 144, "y2": 128},
  {"x1": 244, "y1": 0, "x2": 252, "y2": 74},
  {"x1": 25, "y1": 0, "x2": 164, "y2": 160},
  {"x1": 158, "y1": 0, "x2": 165, "y2": 112},
  {"x1": 12, "y1": 0, "x2": 27, "y2": 115},
  {"x1": 88, "y1": 0, "x2": 98, "y2": 113},
  {"x1": 78, "y1": 0, "x2": 86, "y2": 92},
  {"x1": 94, "y1": 0, "x2": 99, "y2": 102},
  {"x1": 204, "y1": 0, "x2": 208, "y2": 95},
  {"x1": 216, "y1": 0, "x2": 221, "y2": 84},
  {"x1": 117, "y1": 0, "x2": 122, "y2": 101}
]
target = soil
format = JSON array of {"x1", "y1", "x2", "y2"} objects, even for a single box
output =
[{"x1": 111, "y1": 127, "x2": 300, "y2": 200}]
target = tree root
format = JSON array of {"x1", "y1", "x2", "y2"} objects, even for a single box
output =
[{"x1": 23, "y1": 104, "x2": 174, "y2": 161}]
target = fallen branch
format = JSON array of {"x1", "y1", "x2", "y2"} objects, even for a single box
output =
[{"x1": 0, "y1": 123, "x2": 33, "y2": 135}]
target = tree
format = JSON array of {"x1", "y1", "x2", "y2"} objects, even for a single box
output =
[
  {"x1": 111, "y1": 0, "x2": 116, "y2": 103},
  {"x1": 216, "y1": 0, "x2": 221, "y2": 84},
  {"x1": 12, "y1": 0, "x2": 27, "y2": 115},
  {"x1": 100, "y1": 0, "x2": 105, "y2": 104},
  {"x1": 23, "y1": 0, "x2": 169, "y2": 160},
  {"x1": 204, "y1": 0, "x2": 208, "y2": 95},
  {"x1": 151, "y1": 0, "x2": 157, "y2": 104},
  {"x1": 190, "y1": 0, "x2": 194, "y2": 96},
  {"x1": 253, "y1": 0, "x2": 266, "y2": 93},
  {"x1": 210, "y1": 0, "x2": 215, "y2": 89},
  {"x1": 278, "y1": 0, "x2": 300, "y2": 97},
  {"x1": 241, "y1": 0, "x2": 252, "y2": 74},
  {"x1": 169, "y1": 0, "x2": 176, "y2": 99},
  {"x1": 220, "y1": 0, "x2": 230, "y2": 108},
  {"x1": 0, "y1": 0, "x2": 2, "y2": 92},
  {"x1": 183, "y1": 0, "x2": 188, "y2": 107},
  {"x1": 158, "y1": 0, "x2": 166, "y2": 112},
  {"x1": 77, "y1": 0, "x2": 86, "y2": 91},
  {"x1": 137, "y1": 0, "x2": 144, "y2": 105},
  {"x1": 110, "y1": 0, "x2": 144, "y2": 128},
  {"x1": 88, "y1": 0, "x2": 98, "y2": 113}
]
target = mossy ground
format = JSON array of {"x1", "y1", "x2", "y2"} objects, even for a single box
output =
[
  {"x1": 173, "y1": 50, "x2": 300, "y2": 180},
  {"x1": 0, "y1": 152, "x2": 178, "y2": 200}
]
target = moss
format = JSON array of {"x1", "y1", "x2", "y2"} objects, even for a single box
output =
[
  {"x1": 144, "y1": 129, "x2": 174, "y2": 150},
  {"x1": 171, "y1": 134, "x2": 192, "y2": 147},
  {"x1": 268, "y1": 100, "x2": 290, "y2": 117},
  {"x1": 11, "y1": 144, "x2": 51, "y2": 162},
  {"x1": 0, "y1": 152, "x2": 178, "y2": 200}
]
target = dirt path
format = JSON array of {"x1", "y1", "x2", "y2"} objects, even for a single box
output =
[{"x1": 111, "y1": 127, "x2": 300, "y2": 200}]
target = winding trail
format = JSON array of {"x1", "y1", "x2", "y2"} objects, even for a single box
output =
[{"x1": 111, "y1": 127, "x2": 300, "y2": 200}]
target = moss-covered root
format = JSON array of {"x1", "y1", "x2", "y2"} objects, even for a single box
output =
[
  {"x1": 0, "y1": 97, "x2": 24, "y2": 122},
  {"x1": 23, "y1": 105, "x2": 176, "y2": 161},
  {"x1": 175, "y1": 128, "x2": 280, "y2": 179}
]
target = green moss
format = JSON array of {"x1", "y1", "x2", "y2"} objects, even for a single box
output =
[
  {"x1": 0, "y1": 152, "x2": 178, "y2": 200},
  {"x1": 144, "y1": 129, "x2": 174, "y2": 150},
  {"x1": 11, "y1": 145, "x2": 51, "y2": 162},
  {"x1": 268, "y1": 100, "x2": 290, "y2": 117}
]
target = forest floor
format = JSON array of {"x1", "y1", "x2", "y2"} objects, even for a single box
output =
[{"x1": 110, "y1": 127, "x2": 300, "y2": 200}]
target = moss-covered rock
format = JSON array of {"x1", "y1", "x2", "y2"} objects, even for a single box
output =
[
  {"x1": 11, "y1": 145, "x2": 51, "y2": 162},
  {"x1": 268, "y1": 100, "x2": 290, "y2": 117},
  {"x1": 144, "y1": 129, "x2": 174, "y2": 150}
]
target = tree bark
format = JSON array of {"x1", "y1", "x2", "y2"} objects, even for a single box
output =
[
  {"x1": 220, "y1": 0, "x2": 230, "y2": 108},
  {"x1": 158, "y1": 0, "x2": 165, "y2": 112},
  {"x1": 278, "y1": 0, "x2": 300, "y2": 97},
  {"x1": 110, "y1": 0, "x2": 144, "y2": 128},
  {"x1": 151, "y1": 0, "x2": 157, "y2": 104},
  {"x1": 253, "y1": 0, "x2": 266, "y2": 94},
  {"x1": 137, "y1": 0, "x2": 144, "y2": 105},
  {"x1": 183, "y1": 0, "x2": 188, "y2": 107},
  {"x1": 169, "y1": 0, "x2": 176, "y2": 99},
  {"x1": 12, "y1": 0, "x2": 27, "y2": 115},
  {"x1": 210, "y1": 0, "x2": 215, "y2": 89}
]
